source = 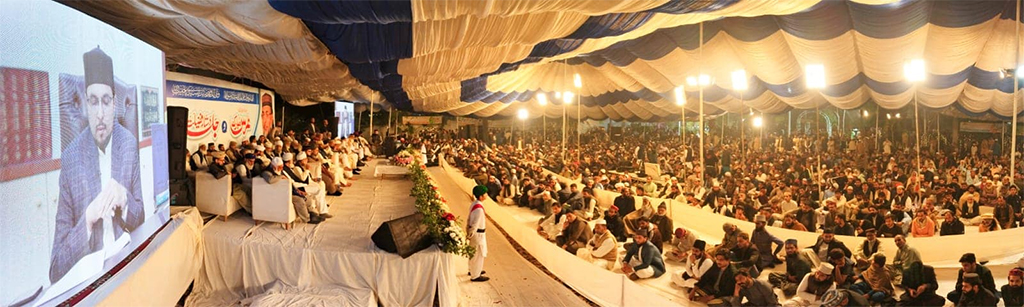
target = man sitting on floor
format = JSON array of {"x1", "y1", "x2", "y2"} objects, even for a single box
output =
[
  {"x1": 948, "y1": 253, "x2": 999, "y2": 304},
  {"x1": 576, "y1": 219, "x2": 617, "y2": 270},
  {"x1": 729, "y1": 232, "x2": 760, "y2": 278},
  {"x1": 782, "y1": 262, "x2": 835, "y2": 307},
  {"x1": 770, "y1": 239, "x2": 813, "y2": 297},
  {"x1": 721, "y1": 269, "x2": 779, "y2": 307},
  {"x1": 899, "y1": 261, "x2": 946, "y2": 307},
  {"x1": 850, "y1": 254, "x2": 894, "y2": 304},
  {"x1": 672, "y1": 240, "x2": 712, "y2": 289},
  {"x1": 537, "y1": 202, "x2": 566, "y2": 240},
  {"x1": 556, "y1": 211, "x2": 592, "y2": 254},
  {"x1": 852, "y1": 228, "x2": 883, "y2": 273},
  {"x1": 888, "y1": 235, "x2": 920, "y2": 285},
  {"x1": 691, "y1": 250, "x2": 737, "y2": 305},
  {"x1": 957, "y1": 273, "x2": 1000, "y2": 307},
  {"x1": 664, "y1": 227, "x2": 697, "y2": 262},
  {"x1": 621, "y1": 229, "x2": 665, "y2": 281}
]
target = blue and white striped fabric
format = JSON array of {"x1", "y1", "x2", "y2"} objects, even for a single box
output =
[{"x1": 63, "y1": 0, "x2": 1024, "y2": 120}]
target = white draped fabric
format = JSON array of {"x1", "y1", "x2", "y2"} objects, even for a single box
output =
[
  {"x1": 66, "y1": 0, "x2": 1024, "y2": 119},
  {"x1": 62, "y1": 0, "x2": 377, "y2": 105}
]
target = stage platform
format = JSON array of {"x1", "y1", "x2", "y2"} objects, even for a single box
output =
[{"x1": 185, "y1": 160, "x2": 458, "y2": 307}]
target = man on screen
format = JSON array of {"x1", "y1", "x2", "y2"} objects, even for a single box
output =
[{"x1": 49, "y1": 46, "x2": 144, "y2": 283}]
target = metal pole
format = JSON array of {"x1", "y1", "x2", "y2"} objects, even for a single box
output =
[
  {"x1": 875, "y1": 104, "x2": 880, "y2": 151},
  {"x1": 915, "y1": 88, "x2": 921, "y2": 175},
  {"x1": 698, "y1": 21, "x2": 705, "y2": 186},
  {"x1": 816, "y1": 105, "x2": 822, "y2": 200},
  {"x1": 369, "y1": 92, "x2": 374, "y2": 137},
  {"x1": 562, "y1": 100, "x2": 566, "y2": 161},
  {"x1": 1012, "y1": 0, "x2": 1020, "y2": 181},
  {"x1": 577, "y1": 96, "x2": 581, "y2": 162}
]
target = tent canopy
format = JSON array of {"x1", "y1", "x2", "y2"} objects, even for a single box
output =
[{"x1": 65, "y1": 0, "x2": 1024, "y2": 120}]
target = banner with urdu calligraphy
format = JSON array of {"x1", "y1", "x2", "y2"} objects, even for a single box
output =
[{"x1": 165, "y1": 72, "x2": 271, "y2": 152}]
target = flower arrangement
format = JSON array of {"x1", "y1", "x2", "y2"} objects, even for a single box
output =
[
  {"x1": 408, "y1": 161, "x2": 475, "y2": 258},
  {"x1": 393, "y1": 149, "x2": 414, "y2": 166}
]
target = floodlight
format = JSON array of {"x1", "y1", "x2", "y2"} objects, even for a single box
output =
[
  {"x1": 517, "y1": 108, "x2": 529, "y2": 120},
  {"x1": 563, "y1": 91, "x2": 573, "y2": 104},
  {"x1": 904, "y1": 59, "x2": 926, "y2": 82},
  {"x1": 731, "y1": 70, "x2": 748, "y2": 91},
  {"x1": 752, "y1": 116, "x2": 763, "y2": 128},
  {"x1": 806, "y1": 64, "x2": 826, "y2": 89},
  {"x1": 573, "y1": 73, "x2": 582, "y2": 89},
  {"x1": 537, "y1": 93, "x2": 547, "y2": 106}
]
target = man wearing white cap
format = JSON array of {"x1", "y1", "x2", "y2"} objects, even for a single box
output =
[
  {"x1": 260, "y1": 157, "x2": 320, "y2": 224},
  {"x1": 577, "y1": 219, "x2": 617, "y2": 270},
  {"x1": 783, "y1": 262, "x2": 836, "y2": 307},
  {"x1": 282, "y1": 153, "x2": 330, "y2": 221}
]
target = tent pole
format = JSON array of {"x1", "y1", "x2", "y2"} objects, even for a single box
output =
[
  {"x1": 698, "y1": 21, "x2": 705, "y2": 186},
  {"x1": 1012, "y1": 0, "x2": 1020, "y2": 182},
  {"x1": 915, "y1": 88, "x2": 921, "y2": 176}
]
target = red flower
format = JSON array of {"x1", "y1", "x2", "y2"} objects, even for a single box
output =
[
  {"x1": 431, "y1": 186, "x2": 438, "y2": 191},
  {"x1": 420, "y1": 165, "x2": 427, "y2": 170},
  {"x1": 444, "y1": 213, "x2": 455, "y2": 221}
]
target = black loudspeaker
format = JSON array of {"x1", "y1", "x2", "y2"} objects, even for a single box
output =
[
  {"x1": 371, "y1": 212, "x2": 432, "y2": 258},
  {"x1": 167, "y1": 106, "x2": 188, "y2": 180}
]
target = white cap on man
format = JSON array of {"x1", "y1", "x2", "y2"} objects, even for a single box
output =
[
  {"x1": 297, "y1": 152, "x2": 307, "y2": 161},
  {"x1": 271, "y1": 157, "x2": 283, "y2": 167},
  {"x1": 283, "y1": 152, "x2": 294, "y2": 162}
]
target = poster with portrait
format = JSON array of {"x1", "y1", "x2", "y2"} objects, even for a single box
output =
[{"x1": 258, "y1": 89, "x2": 276, "y2": 137}]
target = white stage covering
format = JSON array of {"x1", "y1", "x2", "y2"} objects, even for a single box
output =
[
  {"x1": 374, "y1": 164, "x2": 410, "y2": 177},
  {"x1": 186, "y1": 166, "x2": 458, "y2": 307},
  {"x1": 87, "y1": 208, "x2": 204, "y2": 307}
]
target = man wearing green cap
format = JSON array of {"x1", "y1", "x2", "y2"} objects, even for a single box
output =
[{"x1": 468, "y1": 185, "x2": 489, "y2": 282}]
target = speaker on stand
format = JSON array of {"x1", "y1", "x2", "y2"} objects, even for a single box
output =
[{"x1": 166, "y1": 106, "x2": 193, "y2": 206}]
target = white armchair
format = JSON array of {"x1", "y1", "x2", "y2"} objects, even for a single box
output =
[
  {"x1": 195, "y1": 172, "x2": 240, "y2": 221},
  {"x1": 252, "y1": 177, "x2": 297, "y2": 229}
]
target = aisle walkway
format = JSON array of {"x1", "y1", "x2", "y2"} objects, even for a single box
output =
[{"x1": 428, "y1": 167, "x2": 590, "y2": 307}]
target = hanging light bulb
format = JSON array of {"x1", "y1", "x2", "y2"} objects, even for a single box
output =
[
  {"x1": 573, "y1": 73, "x2": 582, "y2": 89},
  {"x1": 563, "y1": 91, "x2": 573, "y2": 104},
  {"x1": 537, "y1": 93, "x2": 548, "y2": 106}
]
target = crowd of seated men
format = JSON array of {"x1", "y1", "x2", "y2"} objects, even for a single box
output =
[
  {"x1": 185, "y1": 127, "x2": 372, "y2": 224},
  {"x1": 423, "y1": 128, "x2": 1023, "y2": 307}
]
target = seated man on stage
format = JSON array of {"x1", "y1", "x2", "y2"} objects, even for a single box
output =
[
  {"x1": 207, "y1": 151, "x2": 251, "y2": 212},
  {"x1": 304, "y1": 145, "x2": 342, "y2": 196},
  {"x1": 621, "y1": 229, "x2": 666, "y2": 281},
  {"x1": 261, "y1": 157, "x2": 322, "y2": 224},
  {"x1": 576, "y1": 219, "x2": 617, "y2": 270},
  {"x1": 282, "y1": 153, "x2": 331, "y2": 220}
]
